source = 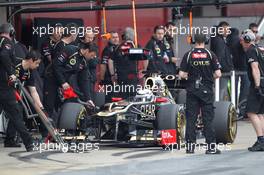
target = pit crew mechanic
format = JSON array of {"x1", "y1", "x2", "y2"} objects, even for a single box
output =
[
  {"x1": 179, "y1": 33, "x2": 222, "y2": 154},
  {"x1": 0, "y1": 23, "x2": 33, "y2": 151},
  {"x1": 52, "y1": 42, "x2": 97, "y2": 107},
  {"x1": 14, "y1": 50, "x2": 48, "y2": 139},
  {"x1": 240, "y1": 29, "x2": 264, "y2": 151},
  {"x1": 146, "y1": 25, "x2": 177, "y2": 74},
  {"x1": 40, "y1": 23, "x2": 63, "y2": 74},
  {"x1": 100, "y1": 31, "x2": 120, "y2": 102},
  {"x1": 43, "y1": 23, "x2": 78, "y2": 123},
  {"x1": 78, "y1": 31, "x2": 99, "y2": 102},
  {"x1": 108, "y1": 27, "x2": 139, "y2": 99},
  {"x1": 210, "y1": 21, "x2": 233, "y2": 101}
]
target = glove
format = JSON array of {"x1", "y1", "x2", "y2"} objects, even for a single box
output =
[
  {"x1": 86, "y1": 100, "x2": 95, "y2": 108},
  {"x1": 8, "y1": 78, "x2": 18, "y2": 88},
  {"x1": 9, "y1": 74, "x2": 17, "y2": 82},
  {"x1": 14, "y1": 91, "x2": 22, "y2": 102},
  {"x1": 62, "y1": 86, "x2": 78, "y2": 99}
]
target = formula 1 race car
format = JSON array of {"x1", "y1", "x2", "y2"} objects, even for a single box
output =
[
  {"x1": 58, "y1": 48, "x2": 237, "y2": 146},
  {"x1": 57, "y1": 48, "x2": 186, "y2": 146},
  {"x1": 58, "y1": 73, "x2": 186, "y2": 146}
]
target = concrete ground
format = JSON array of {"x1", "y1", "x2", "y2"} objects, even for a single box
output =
[{"x1": 0, "y1": 120, "x2": 263, "y2": 175}]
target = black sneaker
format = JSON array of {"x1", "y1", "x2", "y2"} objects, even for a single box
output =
[
  {"x1": 205, "y1": 148, "x2": 221, "y2": 154},
  {"x1": 4, "y1": 141, "x2": 21, "y2": 148},
  {"x1": 248, "y1": 141, "x2": 264, "y2": 152},
  {"x1": 186, "y1": 149, "x2": 195, "y2": 154},
  {"x1": 186, "y1": 143, "x2": 195, "y2": 154},
  {"x1": 25, "y1": 144, "x2": 34, "y2": 152}
]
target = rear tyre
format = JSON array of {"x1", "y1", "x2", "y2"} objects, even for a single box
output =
[{"x1": 213, "y1": 101, "x2": 237, "y2": 144}]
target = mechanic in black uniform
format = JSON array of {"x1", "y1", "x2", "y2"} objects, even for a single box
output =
[
  {"x1": 7, "y1": 50, "x2": 48, "y2": 141},
  {"x1": 41, "y1": 23, "x2": 63, "y2": 73},
  {"x1": 165, "y1": 22, "x2": 175, "y2": 47},
  {"x1": 228, "y1": 29, "x2": 249, "y2": 104},
  {"x1": 53, "y1": 23, "x2": 79, "y2": 56},
  {"x1": 100, "y1": 31, "x2": 120, "y2": 102},
  {"x1": 43, "y1": 23, "x2": 78, "y2": 123},
  {"x1": 240, "y1": 29, "x2": 264, "y2": 151},
  {"x1": 52, "y1": 42, "x2": 97, "y2": 108},
  {"x1": 78, "y1": 31, "x2": 99, "y2": 102},
  {"x1": 179, "y1": 33, "x2": 222, "y2": 154},
  {"x1": 0, "y1": 23, "x2": 33, "y2": 151},
  {"x1": 210, "y1": 21, "x2": 233, "y2": 101},
  {"x1": 146, "y1": 25, "x2": 177, "y2": 74},
  {"x1": 108, "y1": 27, "x2": 138, "y2": 99},
  {"x1": 164, "y1": 33, "x2": 177, "y2": 75}
]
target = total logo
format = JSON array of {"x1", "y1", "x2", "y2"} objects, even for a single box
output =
[
  {"x1": 162, "y1": 131, "x2": 174, "y2": 139},
  {"x1": 161, "y1": 129, "x2": 177, "y2": 146}
]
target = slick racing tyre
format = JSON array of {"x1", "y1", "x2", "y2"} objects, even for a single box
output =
[
  {"x1": 157, "y1": 104, "x2": 186, "y2": 148},
  {"x1": 213, "y1": 101, "x2": 237, "y2": 144},
  {"x1": 58, "y1": 102, "x2": 87, "y2": 130},
  {"x1": 157, "y1": 104, "x2": 179, "y2": 130}
]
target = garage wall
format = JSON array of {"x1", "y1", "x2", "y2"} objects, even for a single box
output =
[{"x1": 0, "y1": 7, "x2": 7, "y2": 23}]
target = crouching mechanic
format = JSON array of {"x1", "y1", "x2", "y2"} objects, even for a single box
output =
[
  {"x1": 179, "y1": 33, "x2": 222, "y2": 154},
  {"x1": 240, "y1": 29, "x2": 264, "y2": 151},
  {"x1": 0, "y1": 23, "x2": 33, "y2": 151},
  {"x1": 52, "y1": 42, "x2": 96, "y2": 110}
]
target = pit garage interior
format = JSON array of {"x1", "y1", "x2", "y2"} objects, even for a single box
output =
[{"x1": 0, "y1": 1, "x2": 264, "y2": 175}]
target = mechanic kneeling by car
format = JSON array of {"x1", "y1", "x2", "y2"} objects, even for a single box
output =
[{"x1": 179, "y1": 33, "x2": 222, "y2": 154}]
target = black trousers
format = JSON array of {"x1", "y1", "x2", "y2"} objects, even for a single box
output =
[
  {"x1": 43, "y1": 75, "x2": 59, "y2": 123},
  {"x1": 7, "y1": 102, "x2": 48, "y2": 139},
  {"x1": 0, "y1": 88, "x2": 32, "y2": 147},
  {"x1": 185, "y1": 90, "x2": 216, "y2": 144},
  {"x1": 5, "y1": 102, "x2": 23, "y2": 141}
]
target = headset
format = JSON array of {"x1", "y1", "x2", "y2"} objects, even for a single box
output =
[
  {"x1": 0, "y1": 23, "x2": 15, "y2": 37},
  {"x1": 242, "y1": 29, "x2": 255, "y2": 43}
]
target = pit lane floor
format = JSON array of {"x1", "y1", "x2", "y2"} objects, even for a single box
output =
[{"x1": 0, "y1": 120, "x2": 263, "y2": 175}]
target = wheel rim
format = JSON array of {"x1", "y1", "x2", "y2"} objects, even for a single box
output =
[
  {"x1": 77, "y1": 107, "x2": 87, "y2": 130},
  {"x1": 228, "y1": 105, "x2": 237, "y2": 142},
  {"x1": 177, "y1": 108, "x2": 186, "y2": 144}
]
